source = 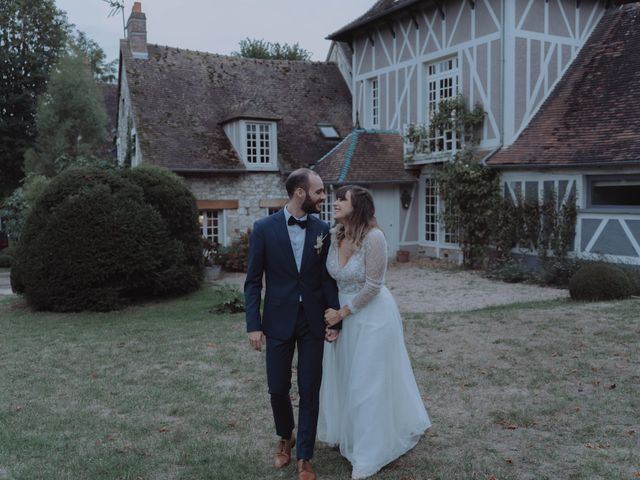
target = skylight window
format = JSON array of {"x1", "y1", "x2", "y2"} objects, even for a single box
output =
[{"x1": 319, "y1": 125, "x2": 340, "y2": 139}]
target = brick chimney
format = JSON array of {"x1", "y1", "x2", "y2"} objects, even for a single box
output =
[{"x1": 126, "y1": 2, "x2": 148, "y2": 59}]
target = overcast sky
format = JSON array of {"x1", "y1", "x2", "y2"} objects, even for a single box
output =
[{"x1": 55, "y1": 0, "x2": 374, "y2": 62}]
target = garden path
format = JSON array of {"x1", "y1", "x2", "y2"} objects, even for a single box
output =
[{"x1": 213, "y1": 260, "x2": 567, "y2": 313}]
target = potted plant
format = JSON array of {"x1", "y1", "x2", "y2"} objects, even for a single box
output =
[
  {"x1": 202, "y1": 238, "x2": 222, "y2": 282},
  {"x1": 396, "y1": 249, "x2": 410, "y2": 263}
]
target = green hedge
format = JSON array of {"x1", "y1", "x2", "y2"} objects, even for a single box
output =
[
  {"x1": 11, "y1": 166, "x2": 203, "y2": 311},
  {"x1": 569, "y1": 264, "x2": 632, "y2": 302}
]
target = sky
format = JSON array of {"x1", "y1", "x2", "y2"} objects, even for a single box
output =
[{"x1": 54, "y1": 0, "x2": 375, "y2": 63}]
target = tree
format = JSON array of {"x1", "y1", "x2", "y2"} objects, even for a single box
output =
[
  {"x1": 23, "y1": 50, "x2": 109, "y2": 178},
  {"x1": 0, "y1": 0, "x2": 69, "y2": 196},
  {"x1": 232, "y1": 38, "x2": 312, "y2": 61},
  {"x1": 71, "y1": 31, "x2": 117, "y2": 83}
]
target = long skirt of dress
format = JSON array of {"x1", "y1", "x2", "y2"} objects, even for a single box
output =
[{"x1": 317, "y1": 286, "x2": 431, "y2": 477}]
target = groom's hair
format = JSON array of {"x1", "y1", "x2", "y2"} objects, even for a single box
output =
[{"x1": 286, "y1": 168, "x2": 316, "y2": 198}]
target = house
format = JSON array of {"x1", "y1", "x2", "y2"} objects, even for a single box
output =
[
  {"x1": 321, "y1": 0, "x2": 640, "y2": 264},
  {"x1": 116, "y1": 2, "x2": 352, "y2": 246}
]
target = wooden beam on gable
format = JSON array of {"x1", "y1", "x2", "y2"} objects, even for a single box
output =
[
  {"x1": 365, "y1": 29, "x2": 375, "y2": 46},
  {"x1": 409, "y1": 11, "x2": 420, "y2": 29},
  {"x1": 386, "y1": 21, "x2": 396, "y2": 38},
  {"x1": 434, "y1": 1, "x2": 445, "y2": 19}
]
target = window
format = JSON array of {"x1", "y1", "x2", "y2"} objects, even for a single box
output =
[
  {"x1": 246, "y1": 122, "x2": 272, "y2": 164},
  {"x1": 424, "y1": 177, "x2": 459, "y2": 245},
  {"x1": 200, "y1": 210, "x2": 221, "y2": 244},
  {"x1": 368, "y1": 77, "x2": 379, "y2": 128},
  {"x1": 425, "y1": 177, "x2": 438, "y2": 242},
  {"x1": 588, "y1": 176, "x2": 640, "y2": 208},
  {"x1": 319, "y1": 188, "x2": 334, "y2": 224},
  {"x1": 426, "y1": 57, "x2": 460, "y2": 154},
  {"x1": 318, "y1": 125, "x2": 340, "y2": 139}
]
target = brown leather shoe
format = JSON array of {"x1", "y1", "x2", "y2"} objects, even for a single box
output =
[
  {"x1": 297, "y1": 459, "x2": 316, "y2": 480},
  {"x1": 274, "y1": 435, "x2": 295, "y2": 468}
]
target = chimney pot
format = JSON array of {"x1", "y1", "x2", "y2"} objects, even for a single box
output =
[{"x1": 132, "y1": 2, "x2": 142, "y2": 13}]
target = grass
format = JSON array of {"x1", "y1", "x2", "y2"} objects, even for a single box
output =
[{"x1": 1, "y1": 287, "x2": 639, "y2": 479}]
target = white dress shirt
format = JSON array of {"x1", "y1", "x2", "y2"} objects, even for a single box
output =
[{"x1": 284, "y1": 205, "x2": 307, "y2": 272}]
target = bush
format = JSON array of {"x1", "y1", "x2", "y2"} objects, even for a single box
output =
[
  {"x1": 0, "y1": 254, "x2": 12, "y2": 268},
  {"x1": 540, "y1": 257, "x2": 584, "y2": 287},
  {"x1": 616, "y1": 264, "x2": 640, "y2": 296},
  {"x1": 123, "y1": 165, "x2": 203, "y2": 292},
  {"x1": 485, "y1": 258, "x2": 537, "y2": 284},
  {"x1": 569, "y1": 264, "x2": 632, "y2": 302},
  {"x1": 11, "y1": 166, "x2": 203, "y2": 312},
  {"x1": 217, "y1": 230, "x2": 251, "y2": 272}
]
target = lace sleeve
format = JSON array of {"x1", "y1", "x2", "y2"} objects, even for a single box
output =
[{"x1": 347, "y1": 229, "x2": 387, "y2": 313}]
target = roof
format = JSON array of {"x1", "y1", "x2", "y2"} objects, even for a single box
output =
[
  {"x1": 488, "y1": 4, "x2": 640, "y2": 168},
  {"x1": 328, "y1": 0, "x2": 429, "y2": 42},
  {"x1": 120, "y1": 42, "x2": 352, "y2": 173},
  {"x1": 313, "y1": 129, "x2": 418, "y2": 184}
]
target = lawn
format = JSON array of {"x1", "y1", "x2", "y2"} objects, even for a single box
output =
[{"x1": 0, "y1": 287, "x2": 638, "y2": 480}]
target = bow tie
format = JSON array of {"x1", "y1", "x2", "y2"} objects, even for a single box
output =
[{"x1": 288, "y1": 215, "x2": 308, "y2": 229}]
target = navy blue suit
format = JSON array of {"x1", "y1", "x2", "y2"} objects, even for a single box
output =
[{"x1": 244, "y1": 209, "x2": 339, "y2": 460}]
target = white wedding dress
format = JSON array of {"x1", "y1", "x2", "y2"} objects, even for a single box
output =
[{"x1": 318, "y1": 228, "x2": 430, "y2": 478}]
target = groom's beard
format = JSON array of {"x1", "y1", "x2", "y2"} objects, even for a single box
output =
[{"x1": 302, "y1": 194, "x2": 322, "y2": 214}]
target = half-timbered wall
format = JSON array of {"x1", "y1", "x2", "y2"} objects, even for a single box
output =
[
  {"x1": 351, "y1": 0, "x2": 604, "y2": 149},
  {"x1": 500, "y1": 170, "x2": 640, "y2": 265}
]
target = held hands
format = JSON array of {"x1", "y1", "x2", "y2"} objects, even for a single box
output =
[
  {"x1": 324, "y1": 306, "x2": 350, "y2": 327},
  {"x1": 248, "y1": 331, "x2": 265, "y2": 351},
  {"x1": 325, "y1": 327, "x2": 340, "y2": 343}
]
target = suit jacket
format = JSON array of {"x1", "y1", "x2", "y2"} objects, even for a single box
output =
[{"x1": 244, "y1": 209, "x2": 340, "y2": 340}]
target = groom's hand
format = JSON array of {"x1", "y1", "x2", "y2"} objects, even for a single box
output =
[
  {"x1": 325, "y1": 327, "x2": 339, "y2": 343},
  {"x1": 248, "y1": 331, "x2": 265, "y2": 351}
]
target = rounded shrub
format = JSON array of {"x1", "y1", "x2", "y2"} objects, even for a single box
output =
[
  {"x1": 569, "y1": 263, "x2": 632, "y2": 302},
  {"x1": 0, "y1": 253, "x2": 12, "y2": 268},
  {"x1": 122, "y1": 164, "x2": 203, "y2": 293},
  {"x1": 11, "y1": 166, "x2": 202, "y2": 312}
]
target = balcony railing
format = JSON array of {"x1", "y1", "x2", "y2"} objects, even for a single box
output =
[{"x1": 403, "y1": 123, "x2": 461, "y2": 165}]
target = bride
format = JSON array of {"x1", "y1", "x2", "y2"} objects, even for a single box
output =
[{"x1": 318, "y1": 185, "x2": 431, "y2": 479}]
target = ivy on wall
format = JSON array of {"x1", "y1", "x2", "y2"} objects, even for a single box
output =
[{"x1": 423, "y1": 95, "x2": 578, "y2": 267}]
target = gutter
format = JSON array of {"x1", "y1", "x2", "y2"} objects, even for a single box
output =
[{"x1": 486, "y1": 160, "x2": 640, "y2": 170}]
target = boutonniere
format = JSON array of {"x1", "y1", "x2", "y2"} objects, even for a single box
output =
[{"x1": 315, "y1": 234, "x2": 327, "y2": 255}]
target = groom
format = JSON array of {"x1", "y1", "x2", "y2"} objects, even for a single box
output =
[{"x1": 244, "y1": 168, "x2": 340, "y2": 480}]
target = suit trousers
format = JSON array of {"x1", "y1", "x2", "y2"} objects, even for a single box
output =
[{"x1": 266, "y1": 303, "x2": 324, "y2": 460}]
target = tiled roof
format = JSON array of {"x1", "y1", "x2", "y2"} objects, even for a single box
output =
[
  {"x1": 313, "y1": 129, "x2": 418, "y2": 184},
  {"x1": 328, "y1": 0, "x2": 426, "y2": 42},
  {"x1": 121, "y1": 42, "x2": 352, "y2": 172},
  {"x1": 488, "y1": 4, "x2": 640, "y2": 168}
]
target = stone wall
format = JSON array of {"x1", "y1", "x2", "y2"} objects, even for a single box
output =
[{"x1": 187, "y1": 173, "x2": 287, "y2": 245}]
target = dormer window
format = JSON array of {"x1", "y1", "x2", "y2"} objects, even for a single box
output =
[{"x1": 222, "y1": 118, "x2": 279, "y2": 171}]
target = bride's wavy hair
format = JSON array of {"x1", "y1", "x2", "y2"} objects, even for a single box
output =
[{"x1": 333, "y1": 185, "x2": 379, "y2": 249}]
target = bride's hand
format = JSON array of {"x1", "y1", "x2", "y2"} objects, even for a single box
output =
[
  {"x1": 324, "y1": 308, "x2": 342, "y2": 326},
  {"x1": 325, "y1": 327, "x2": 339, "y2": 343}
]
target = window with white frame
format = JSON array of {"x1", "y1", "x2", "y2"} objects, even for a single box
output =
[
  {"x1": 200, "y1": 210, "x2": 221, "y2": 245},
  {"x1": 426, "y1": 57, "x2": 460, "y2": 154},
  {"x1": 425, "y1": 177, "x2": 438, "y2": 242},
  {"x1": 368, "y1": 77, "x2": 379, "y2": 128},
  {"x1": 246, "y1": 122, "x2": 272, "y2": 165},
  {"x1": 424, "y1": 177, "x2": 459, "y2": 245},
  {"x1": 319, "y1": 188, "x2": 334, "y2": 224}
]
